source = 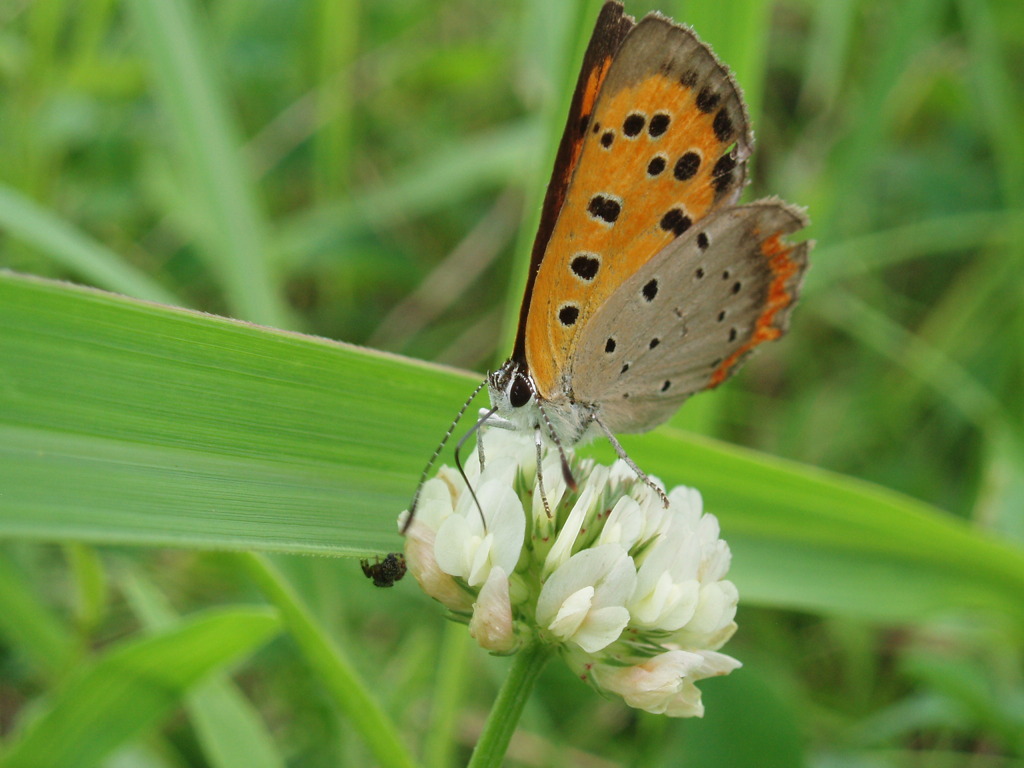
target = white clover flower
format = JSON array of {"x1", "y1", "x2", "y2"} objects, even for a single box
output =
[
  {"x1": 435, "y1": 478, "x2": 525, "y2": 587},
  {"x1": 536, "y1": 544, "x2": 636, "y2": 653},
  {"x1": 589, "y1": 648, "x2": 741, "y2": 717},
  {"x1": 399, "y1": 430, "x2": 741, "y2": 718},
  {"x1": 541, "y1": 464, "x2": 610, "y2": 577},
  {"x1": 398, "y1": 476, "x2": 473, "y2": 612}
]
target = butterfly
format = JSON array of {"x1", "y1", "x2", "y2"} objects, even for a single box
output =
[{"x1": 406, "y1": 0, "x2": 809, "y2": 525}]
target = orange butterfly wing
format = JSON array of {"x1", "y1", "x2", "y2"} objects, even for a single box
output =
[{"x1": 515, "y1": 9, "x2": 752, "y2": 401}]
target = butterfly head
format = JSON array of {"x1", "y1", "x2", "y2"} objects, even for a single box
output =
[
  {"x1": 487, "y1": 360, "x2": 596, "y2": 455},
  {"x1": 487, "y1": 359, "x2": 535, "y2": 415}
]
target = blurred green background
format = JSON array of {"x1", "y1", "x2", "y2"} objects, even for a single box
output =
[{"x1": 1, "y1": 0, "x2": 1022, "y2": 766}]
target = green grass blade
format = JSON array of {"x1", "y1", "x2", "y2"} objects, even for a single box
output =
[
  {"x1": 0, "y1": 607, "x2": 280, "y2": 768},
  {"x1": 0, "y1": 556, "x2": 76, "y2": 679},
  {"x1": 126, "y1": 0, "x2": 291, "y2": 328},
  {"x1": 799, "y1": 0, "x2": 857, "y2": 114},
  {"x1": 65, "y1": 543, "x2": 108, "y2": 636},
  {"x1": 810, "y1": 0, "x2": 937, "y2": 239},
  {"x1": 805, "y1": 209, "x2": 1024, "y2": 293},
  {"x1": 311, "y1": 0, "x2": 358, "y2": 201},
  {"x1": 122, "y1": 569, "x2": 286, "y2": 768},
  {"x1": 809, "y1": 289, "x2": 1008, "y2": 434},
  {"x1": 0, "y1": 185, "x2": 180, "y2": 305},
  {"x1": 957, "y1": 0, "x2": 1024, "y2": 206},
  {"x1": 2, "y1": 271, "x2": 1023, "y2": 624},
  {"x1": 239, "y1": 554, "x2": 417, "y2": 768},
  {"x1": 277, "y1": 121, "x2": 538, "y2": 268}
]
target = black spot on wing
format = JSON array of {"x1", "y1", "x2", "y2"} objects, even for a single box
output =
[
  {"x1": 660, "y1": 208, "x2": 692, "y2": 237},
  {"x1": 642, "y1": 279, "x2": 658, "y2": 302},
  {"x1": 623, "y1": 113, "x2": 646, "y2": 137},
  {"x1": 674, "y1": 152, "x2": 701, "y2": 181},
  {"x1": 647, "y1": 156, "x2": 667, "y2": 176},
  {"x1": 713, "y1": 109, "x2": 734, "y2": 142},
  {"x1": 648, "y1": 113, "x2": 670, "y2": 137},
  {"x1": 570, "y1": 253, "x2": 600, "y2": 281},
  {"x1": 712, "y1": 153, "x2": 737, "y2": 196},
  {"x1": 558, "y1": 304, "x2": 579, "y2": 326},
  {"x1": 587, "y1": 195, "x2": 621, "y2": 224},
  {"x1": 696, "y1": 87, "x2": 720, "y2": 113}
]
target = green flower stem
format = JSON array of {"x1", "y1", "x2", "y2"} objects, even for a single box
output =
[
  {"x1": 467, "y1": 640, "x2": 552, "y2": 768},
  {"x1": 237, "y1": 553, "x2": 417, "y2": 768}
]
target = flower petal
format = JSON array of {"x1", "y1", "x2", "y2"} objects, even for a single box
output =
[
  {"x1": 404, "y1": 520, "x2": 473, "y2": 612},
  {"x1": 543, "y1": 465, "x2": 610, "y2": 577},
  {"x1": 597, "y1": 495, "x2": 644, "y2": 551},
  {"x1": 576, "y1": 606, "x2": 631, "y2": 653},
  {"x1": 469, "y1": 567, "x2": 519, "y2": 653},
  {"x1": 547, "y1": 586, "x2": 594, "y2": 639},
  {"x1": 435, "y1": 479, "x2": 525, "y2": 587},
  {"x1": 537, "y1": 545, "x2": 636, "y2": 652}
]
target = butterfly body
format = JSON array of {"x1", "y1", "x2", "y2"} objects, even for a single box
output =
[{"x1": 487, "y1": 361, "x2": 598, "y2": 446}]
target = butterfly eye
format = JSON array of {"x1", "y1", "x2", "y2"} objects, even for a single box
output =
[{"x1": 509, "y1": 376, "x2": 532, "y2": 408}]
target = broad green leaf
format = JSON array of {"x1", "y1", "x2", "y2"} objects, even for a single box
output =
[
  {"x1": 0, "y1": 607, "x2": 280, "y2": 768},
  {"x1": 675, "y1": 669, "x2": 806, "y2": 768},
  {"x1": 0, "y1": 270, "x2": 458, "y2": 555},
  {"x1": 2, "y1": 271, "x2": 1023, "y2": 626}
]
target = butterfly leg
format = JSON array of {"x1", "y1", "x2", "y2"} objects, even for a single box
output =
[
  {"x1": 593, "y1": 416, "x2": 670, "y2": 508},
  {"x1": 476, "y1": 420, "x2": 487, "y2": 472},
  {"x1": 475, "y1": 408, "x2": 518, "y2": 471},
  {"x1": 534, "y1": 426, "x2": 553, "y2": 518},
  {"x1": 477, "y1": 408, "x2": 516, "y2": 431},
  {"x1": 535, "y1": 400, "x2": 579, "y2": 492}
]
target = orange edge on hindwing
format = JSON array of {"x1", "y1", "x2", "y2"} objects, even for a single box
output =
[{"x1": 708, "y1": 232, "x2": 800, "y2": 387}]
